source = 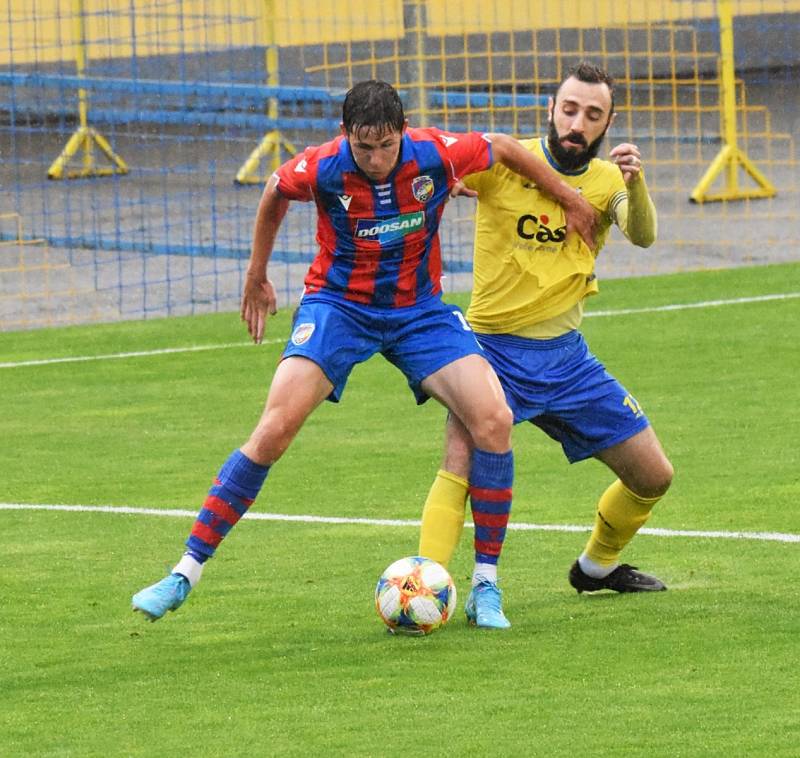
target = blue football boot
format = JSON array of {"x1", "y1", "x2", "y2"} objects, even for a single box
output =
[
  {"x1": 464, "y1": 579, "x2": 511, "y2": 629},
  {"x1": 132, "y1": 573, "x2": 191, "y2": 621}
]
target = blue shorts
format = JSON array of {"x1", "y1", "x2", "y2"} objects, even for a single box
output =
[
  {"x1": 282, "y1": 293, "x2": 483, "y2": 403},
  {"x1": 477, "y1": 330, "x2": 650, "y2": 463}
]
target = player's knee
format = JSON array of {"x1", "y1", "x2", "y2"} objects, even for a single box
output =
[
  {"x1": 485, "y1": 401, "x2": 513, "y2": 441},
  {"x1": 247, "y1": 411, "x2": 300, "y2": 464},
  {"x1": 632, "y1": 457, "x2": 674, "y2": 499},
  {"x1": 654, "y1": 456, "x2": 674, "y2": 495},
  {"x1": 469, "y1": 402, "x2": 513, "y2": 451}
]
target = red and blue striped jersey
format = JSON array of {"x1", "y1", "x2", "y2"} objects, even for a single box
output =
[{"x1": 274, "y1": 126, "x2": 493, "y2": 308}]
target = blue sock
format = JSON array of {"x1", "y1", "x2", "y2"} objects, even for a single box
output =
[
  {"x1": 469, "y1": 448, "x2": 513, "y2": 565},
  {"x1": 185, "y1": 449, "x2": 270, "y2": 563}
]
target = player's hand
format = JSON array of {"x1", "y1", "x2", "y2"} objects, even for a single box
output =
[
  {"x1": 449, "y1": 180, "x2": 479, "y2": 199},
  {"x1": 240, "y1": 271, "x2": 278, "y2": 344},
  {"x1": 610, "y1": 143, "x2": 643, "y2": 184},
  {"x1": 563, "y1": 192, "x2": 598, "y2": 250}
]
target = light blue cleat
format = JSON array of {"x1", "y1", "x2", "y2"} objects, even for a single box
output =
[
  {"x1": 132, "y1": 573, "x2": 191, "y2": 622},
  {"x1": 464, "y1": 580, "x2": 511, "y2": 629}
]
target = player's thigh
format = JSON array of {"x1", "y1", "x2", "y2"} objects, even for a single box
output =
[
  {"x1": 385, "y1": 299, "x2": 484, "y2": 404},
  {"x1": 422, "y1": 353, "x2": 512, "y2": 450},
  {"x1": 264, "y1": 356, "x2": 334, "y2": 422},
  {"x1": 243, "y1": 356, "x2": 334, "y2": 464},
  {"x1": 595, "y1": 426, "x2": 673, "y2": 497},
  {"x1": 284, "y1": 296, "x2": 382, "y2": 402},
  {"x1": 531, "y1": 338, "x2": 651, "y2": 464}
]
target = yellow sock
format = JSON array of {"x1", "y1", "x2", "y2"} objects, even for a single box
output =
[
  {"x1": 418, "y1": 470, "x2": 469, "y2": 568},
  {"x1": 584, "y1": 479, "x2": 662, "y2": 567}
]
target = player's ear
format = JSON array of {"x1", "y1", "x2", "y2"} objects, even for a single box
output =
[
  {"x1": 608, "y1": 111, "x2": 617, "y2": 130},
  {"x1": 547, "y1": 97, "x2": 554, "y2": 123},
  {"x1": 402, "y1": 118, "x2": 409, "y2": 133},
  {"x1": 340, "y1": 122, "x2": 348, "y2": 138}
]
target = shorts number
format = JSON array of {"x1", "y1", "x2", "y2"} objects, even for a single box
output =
[
  {"x1": 451, "y1": 310, "x2": 473, "y2": 332},
  {"x1": 623, "y1": 393, "x2": 643, "y2": 416}
]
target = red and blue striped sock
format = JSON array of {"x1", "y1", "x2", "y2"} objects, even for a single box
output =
[
  {"x1": 469, "y1": 448, "x2": 514, "y2": 567},
  {"x1": 184, "y1": 449, "x2": 270, "y2": 563}
]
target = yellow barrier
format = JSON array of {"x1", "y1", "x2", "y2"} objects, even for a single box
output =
[
  {"x1": 46, "y1": 0, "x2": 128, "y2": 181},
  {"x1": 4, "y1": 0, "x2": 792, "y2": 196},
  {"x1": 235, "y1": 0, "x2": 297, "y2": 185},
  {"x1": 690, "y1": 0, "x2": 776, "y2": 202}
]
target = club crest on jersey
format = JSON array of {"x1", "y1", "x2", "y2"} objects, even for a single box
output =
[
  {"x1": 291, "y1": 322, "x2": 315, "y2": 345},
  {"x1": 411, "y1": 175, "x2": 434, "y2": 203}
]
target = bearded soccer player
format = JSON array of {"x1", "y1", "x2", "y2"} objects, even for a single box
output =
[
  {"x1": 418, "y1": 62, "x2": 673, "y2": 628},
  {"x1": 131, "y1": 79, "x2": 598, "y2": 626}
]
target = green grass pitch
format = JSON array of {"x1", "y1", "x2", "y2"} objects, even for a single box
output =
[{"x1": 2, "y1": 262, "x2": 800, "y2": 756}]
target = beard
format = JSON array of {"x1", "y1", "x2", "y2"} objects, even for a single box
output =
[{"x1": 546, "y1": 119, "x2": 608, "y2": 171}]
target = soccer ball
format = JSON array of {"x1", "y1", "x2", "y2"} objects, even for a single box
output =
[{"x1": 374, "y1": 556, "x2": 457, "y2": 635}]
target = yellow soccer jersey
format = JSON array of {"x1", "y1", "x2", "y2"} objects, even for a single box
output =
[{"x1": 464, "y1": 137, "x2": 654, "y2": 336}]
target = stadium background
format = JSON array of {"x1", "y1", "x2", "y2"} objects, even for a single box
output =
[{"x1": 1, "y1": 0, "x2": 798, "y2": 330}]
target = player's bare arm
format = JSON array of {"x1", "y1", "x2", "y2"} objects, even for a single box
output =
[
  {"x1": 486, "y1": 132, "x2": 598, "y2": 248},
  {"x1": 242, "y1": 175, "x2": 289, "y2": 344},
  {"x1": 609, "y1": 142, "x2": 657, "y2": 248}
]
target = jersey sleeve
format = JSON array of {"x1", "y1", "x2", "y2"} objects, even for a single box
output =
[
  {"x1": 609, "y1": 171, "x2": 658, "y2": 247},
  {"x1": 273, "y1": 148, "x2": 315, "y2": 202},
  {"x1": 434, "y1": 129, "x2": 493, "y2": 182}
]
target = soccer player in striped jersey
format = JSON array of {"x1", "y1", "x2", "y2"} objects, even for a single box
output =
[
  {"x1": 132, "y1": 79, "x2": 597, "y2": 626},
  {"x1": 418, "y1": 62, "x2": 674, "y2": 624}
]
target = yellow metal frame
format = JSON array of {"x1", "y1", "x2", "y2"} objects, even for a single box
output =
[
  {"x1": 235, "y1": 1, "x2": 297, "y2": 184},
  {"x1": 690, "y1": 0, "x2": 775, "y2": 203},
  {"x1": 235, "y1": 129, "x2": 297, "y2": 185},
  {"x1": 48, "y1": 125, "x2": 129, "y2": 180},
  {"x1": 47, "y1": 0, "x2": 128, "y2": 181}
]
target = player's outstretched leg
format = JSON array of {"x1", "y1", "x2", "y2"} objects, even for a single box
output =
[
  {"x1": 569, "y1": 479, "x2": 666, "y2": 594},
  {"x1": 132, "y1": 449, "x2": 270, "y2": 621},
  {"x1": 464, "y1": 448, "x2": 513, "y2": 629}
]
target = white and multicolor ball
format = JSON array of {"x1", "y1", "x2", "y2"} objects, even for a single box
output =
[{"x1": 374, "y1": 556, "x2": 457, "y2": 635}]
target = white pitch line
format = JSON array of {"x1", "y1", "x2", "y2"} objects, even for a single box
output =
[
  {"x1": 2, "y1": 502, "x2": 798, "y2": 544},
  {"x1": 585, "y1": 291, "x2": 800, "y2": 318},
  {"x1": 2, "y1": 291, "x2": 799, "y2": 370},
  {"x1": 0, "y1": 339, "x2": 282, "y2": 369}
]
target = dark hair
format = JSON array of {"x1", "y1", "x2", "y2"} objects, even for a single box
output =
[
  {"x1": 561, "y1": 61, "x2": 615, "y2": 114},
  {"x1": 342, "y1": 80, "x2": 405, "y2": 138}
]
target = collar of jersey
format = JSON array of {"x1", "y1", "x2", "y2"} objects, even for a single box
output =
[
  {"x1": 540, "y1": 137, "x2": 590, "y2": 176},
  {"x1": 339, "y1": 132, "x2": 414, "y2": 182}
]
